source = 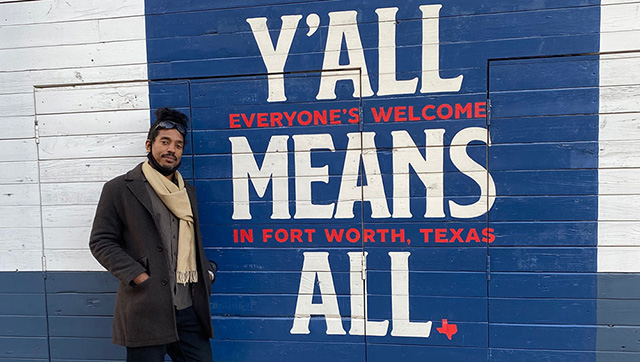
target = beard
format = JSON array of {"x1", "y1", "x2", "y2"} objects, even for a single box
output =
[{"x1": 147, "y1": 151, "x2": 181, "y2": 176}]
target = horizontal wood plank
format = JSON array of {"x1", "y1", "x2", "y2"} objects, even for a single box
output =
[
  {"x1": 35, "y1": 83, "x2": 149, "y2": 115},
  {"x1": 39, "y1": 157, "x2": 144, "y2": 182},
  {"x1": 0, "y1": 161, "x2": 39, "y2": 184},
  {"x1": 44, "y1": 227, "x2": 91, "y2": 250},
  {"x1": 1, "y1": 0, "x2": 143, "y2": 27},
  {"x1": 42, "y1": 205, "x2": 96, "y2": 228},
  {"x1": 0, "y1": 40, "x2": 147, "y2": 73},
  {"x1": 598, "y1": 247, "x2": 640, "y2": 272},
  {"x1": 38, "y1": 133, "x2": 146, "y2": 160},
  {"x1": 38, "y1": 109, "x2": 149, "y2": 136},
  {"x1": 0, "y1": 184, "x2": 40, "y2": 206},
  {"x1": 41, "y1": 182, "x2": 103, "y2": 205},
  {"x1": 0, "y1": 228, "x2": 42, "y2": 251},
  {"x1": 45, "y1": 250, "x2": 104, "y2": 272}
]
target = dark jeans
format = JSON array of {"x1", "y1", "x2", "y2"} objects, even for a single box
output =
[{"x1": 126, "y1": 306, "x2": 213, "y2": 362}]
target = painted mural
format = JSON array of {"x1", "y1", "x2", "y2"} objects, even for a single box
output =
[{"x1": 0, "y1": 0, "x2": 639, "y2": 360}]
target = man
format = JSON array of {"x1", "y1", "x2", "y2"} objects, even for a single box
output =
[{"x1": 90, "y1": 108, "x2": 215, "y2": 362}]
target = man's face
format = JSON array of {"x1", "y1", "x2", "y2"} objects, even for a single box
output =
[{"x1": 145, "y1": 129, "x2": 184, "y2": 171}]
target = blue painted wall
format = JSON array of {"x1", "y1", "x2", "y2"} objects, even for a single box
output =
[
  {"x1": 4, "y1": 0, "x2": 640, "y2": 361},
  {"x1": 142, "y1": 1, "x2": 605, "y2": 361}
]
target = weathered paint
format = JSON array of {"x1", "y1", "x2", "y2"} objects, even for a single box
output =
[{"x1": 0, "y1": 0, "x2": 640, "y2": 361}]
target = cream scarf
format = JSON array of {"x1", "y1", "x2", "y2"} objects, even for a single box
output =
[{"x1": 142, "y1": 161, "x2": 198, "y2": 284}]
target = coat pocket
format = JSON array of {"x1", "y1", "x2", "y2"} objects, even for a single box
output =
[{"x1": 136, "y1": 256, "x2": 149, "y2": 273}]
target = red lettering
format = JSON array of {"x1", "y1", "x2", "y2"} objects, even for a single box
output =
[
  {"x1": 283, "y1": 111, "x2": 296, "y2": 126},
  {"x1": 455, "y1": 103, "x2": 472, "y2": 119},
  {"x1": 275, "y1": 229, "x2": 288, "y2": 243},
  {"x1": 229, "y1": 114, "x2": 241, "y2": 129},
  {"x1": 408, "y1": 106, "x2": 420, "y2": 121},
  {"x1": 363, "y1": 229, "x2": 375, "y2": 243},
  {"x1": 482, "y1": 228, "x2": 495, "y2": 243},
  {"x1": 240, "y1": 229, "x2": 253, "y2": 243},
  {"x1": 346, "y1": 228, "x2": 361, "y2": 243},
  {"x1": 304, "y1": 229, "x2": 315, "y2": 242},
  {"x1": 437, "y1": 104, "x2": 453, "y2": 120},
  {"x1": 325, "y1": 229, "x2": 344, "y2": 242},
  {"x1": 348, "y1": 108, "x2": 360, "y2": 123},
  {"x1": 262, "y1": 229, "x2": 273, "y2": 242},
  {"x1": 313, "y1": 110, "x2": 328, "y2": 125},
  {"x1": 422, "y1": 104, "x2": 436, "y2": 120},
  {"x1": 270, "y1": 112, "x2": 283, "y2": 127},
  {"x1": 257, "y1": 113, "x2": 268, "y2": 127},
  {"x1": 391, "y1": 229, "x2": 405, "y2": 243},
  {"x1": 466, "y1": 228, "x2": 480, "y2": 243},
  {"x1": 475, "y1": 102, "x2": 486, "y2": 118},
  {"x1": 420, "y1": 228, "x2": 433, "y2": 243},
  {"x1": 435, "y1": 228, "x2": 448, "y2": 243},
  {"x1": 241, "y1": 113, "x2": 255, "y2": 127},
  {"x1": 449, "y1": 228, "x2": 464, "y2": 243},
  {"x1": 394, "y1": 106, "x2": 407, "y2": 122},
  {"x1": 290, "y1": 229, "x2": 303, "y2": 243},
  {"x1": 298, "y1": 110, "x2": 312, "y2": 125},
  {"x1": 377, "y1": 229, "x2": 388, "y2": 242},
  {"x1": 329, "y1": 109, "x2": 341, "y2": 124},
  {"x1": 371, "y1": 107, "x2": 393, "y2": 123}
]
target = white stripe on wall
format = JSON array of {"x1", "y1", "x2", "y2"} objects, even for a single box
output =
[
  {"x1": 0, "y1": 0, "x2": 148, "y2": 272},
  {"x1": 598, "y1": 0, "x2": 640, "y2": 272}
]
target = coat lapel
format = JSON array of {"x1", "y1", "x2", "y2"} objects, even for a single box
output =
[{"x1": 125, "y1": 163, "x2": 154, "y2": 217}]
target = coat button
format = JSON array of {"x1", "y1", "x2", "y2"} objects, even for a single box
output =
[
  {"x1": 161, "y1": 279, "x2": 168, "y2": 286},
  {"x1": 156, "y1": 245, "x2": 164, "y2": 252}
]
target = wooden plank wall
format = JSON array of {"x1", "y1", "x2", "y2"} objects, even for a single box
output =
[
  {"x1": 0, "y1": 0, "x2": 148, "y2": 360},
  {"x1": 0, "y1": 0, "x2": 639, "y2": 361}
]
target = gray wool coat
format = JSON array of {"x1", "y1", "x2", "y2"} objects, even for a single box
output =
[{"x1": 89, "y1": 163, "x2": 214, "y2": 347}]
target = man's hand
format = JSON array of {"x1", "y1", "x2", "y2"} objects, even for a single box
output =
[{"x1": 133, "y1": 272, "x2": 150, "y2": 285}]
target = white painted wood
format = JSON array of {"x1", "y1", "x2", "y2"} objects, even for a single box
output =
[
  {"x1": 0, "y1": 139, "x2": 37, "y2": 162},
  {"x1": 599, "y1": 113, "x2": 640, "y2": 141},
  {"x1": 38, "y1": 133, "x2": 146, "y2": 160},
  {"x1": 602, "y1": 0, "x2": 640, "y2": 5},
  {"x1": 0, "y1": 93, "x2": 35, "y2": 117},
  {"x1": 0, "y1": 64, "x2": 148, "y2": 95},
  {"x1": 0, "y1": 16, "x2": 145, "y2": 50},
  {"x1": 1, "y1": 0, "x2": 144, "y2": 26},
  {"x1": 0, "y1": 161, "x2": 39, "y2": 183},
  {"x1": 0, "y1": 117, "x2": 35, "y2": 139},
  {"x1": 599, "y1": 169, "x2": 640, "y2": 194},
  {"x1": 600, "y1": 85, "x2": 640, "y2": 114},
  {"x1": 0, "y1": 228, "x2": 42, "y2": 251},
  {"x1": 35, "y1": 83, "x2": 149, "y2": 114},
  {"x1": 0, "y1": 39, "x2": 147, "y2": 72},
  {"x1": 0, "y1": 20, "x2": 99, "y2": 50},
  {"x1": 40, "y1": 182, "x2": 103, "y2": 205},
  {"x1": 599, "y1": 195, "x2": 640, "y2": 221},
  {"x1": 42, "y1": 205, "x2": 96, "y2": 228},
  {"x1": 601, "y1": 30, "x2": 640, "y2": 52},
  {"x1": 0, "y1": 250, "x2": 43, "y2": 272},
  {"x1": 601, "y1": 3, "x2": 640, "y2": 33},
  {"x1": 38, "y1": 109, "x2": 149, "y2": 136},
  {"x1": 598, "y1": 247, "x2": 640, "y2": 273},
  {"x1": 98, "y1": 16, "x2": 146, "y2": 42},
  {"x1": 599, "y1": 0, "x2": 640, "y2": 272},
  {"x1": 0, "y1": 184, "x2": 40, "y2": 206},
  {"x1": 600, "y1": 55, "x2": 640, "y2": 87},
  {"x1": 39, "y1": 157, "x2": 144, "y2": 182},
  {"x1": 600, "y1": 140, "x2": 640, "y2": 168},
  {"x1": 45, "y1": 249, "x2": 104, "y2": 271},
  {"x1": 44, "y1": 227, "x2": 90, "y2": 250},
  {"x1": 0, "y1": 205, "x2": 41, "y2": 228},
  {"x1": 599, "y1": 222, "x2": 640, "y2": 246}
]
